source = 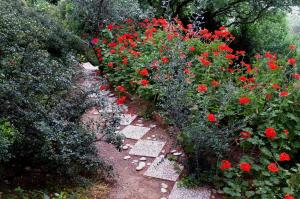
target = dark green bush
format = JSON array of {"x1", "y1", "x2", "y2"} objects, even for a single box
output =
[
  {"x1": 57, "y1": 0, "x2": 153, "y2": 34},
  {"x1": 0, "y1": 0, "x2": 119, "y2": 185},
  {"x1": 231, "y1": 11, "x2": 291, "y2": 56}
]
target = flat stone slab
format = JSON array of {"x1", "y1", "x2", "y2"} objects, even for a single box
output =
[
  {"x1": 120, "y1": 114, "x2": 137, "y2": 125},
  {"x1": 82, "y1": 62, "x2": 98, "y2": 71},
  {"x1": 118, "y1": 125, "x2": 150, "y2": 140},
  {"x1": 168, "y1": 182, "x2": 211, "y2": 199},
  {"x1": 144, "y1": 156, "x2": 183, "y2": 181},
  {"x1": 129, "y1": 140, "x2": 165, "y2": 157}
]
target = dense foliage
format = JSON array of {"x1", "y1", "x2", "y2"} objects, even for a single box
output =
[
  {"x1": 55, "y1": 0, "x2": 153, "y2": 34},
  {"x1": 0, "y1": 0, "x2": 119, "y2": 187},
  {"x1": 93, "y1": 18, "x2": 300, "y2": 198}
]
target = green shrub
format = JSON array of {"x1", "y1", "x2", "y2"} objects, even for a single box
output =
[
  {"x1": 0, "y1": 0, "x2": 120, "y2": 184},
  {"x1": 0, "y1": 120, "x2": 19, "y2": 163},
  {"x1": 94, "y1": 18, "x2": 299, "y2": 198},
  {"x1": 57, "y1": 0, "x2": 154, "y2": 34},
  {"x1": 231, "y1": 11, "x2": 291, "y2": 55}
]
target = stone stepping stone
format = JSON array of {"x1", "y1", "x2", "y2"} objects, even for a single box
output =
[
  {"x1": 129, "y1": 140, "x2": 165, "y2": 157},
  {"x1": 144, "y1": 156, "x2": 183, "y2": 181},
  {"x1": 118, "y1": 125, "x2": 150, "y2": 140},
  {"x1": 107, "y1": 97, "x2": 117, "y2": 102},
  {"x1": 120, "y1": 114, "x2": 137, "y2": 125},
  {"x1": 168, "y1": 182, "x2": 211, "y2": 199},
  {"x1": 82, "y1": 62, "x2": 98, "y2": 71},
  {"x1": 136, "y1": 162, "x2": 146, "y2": 171}
]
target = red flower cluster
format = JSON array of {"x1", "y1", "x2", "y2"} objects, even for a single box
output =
[
  {"x1": 189, "y1": 46, "x2": 195, "y2": 51},
  {"x1": 161, "y1": 57, "x2": 169, "y2": 63},
  {"x1": 240, "y1": 162, "x2": 251, "y2": 172},
  {"x1": 279, "y1": 91, "x2": 289, "y2": 97},
  {"x1": 116, "y1": 96, "x2": 126, "y2": 105},
  {"x1": 285, "y1": 194, "x2": 295, "y2": 199},
  {"x1": 139, "y1": 68, "x2": 149, "y2": 76},
  {"x1": 207, "y1": 113, "x2": 216, "y2": 122},
  {"x1": 288, "y1": 58, "x2": 296, "y2": 65},
  {"x1": 140, "y1": 79, "x2": 149, "y2": 86},
  {"x1": 265, "y1": 127, "x2": 277, "y2": 139},
  {"x1": 197, "y1": 84, "x2": 207, "y2": 93},
  {"x1": 239, "y1": 96, "x2": 251, "y2": 105},
  {"x1": 279, "y1": 152, "x2": 291, "y2": 161},
  {"x1": 91, "y1": 37, "x2": 99, "y2": 45},
  {"x1": 267, "y1": 163, "x2": 279, "y2": 173},
  {"x1": 99, "y1": 85, "x2": 107, "y2": 91},
  {"x1": 117, "y1": 85, "x2": 125, "y2": 92},
  {"x1": 199, "y1": 58, "x2": 211, "y2": 66},
  {"x1": 220, "y1": 160, "x2": 231, "y2": 170},
  {"x1": 107, "y1": 62, "x2": 114, "y2": 68}
]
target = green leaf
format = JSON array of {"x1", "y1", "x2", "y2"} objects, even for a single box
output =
[
  {"x1": 245, "y1": 191, "x2": 255, "y2": 197},
  {"x1": 260, "y1": 147, "x2": 273, "y2": 157}
]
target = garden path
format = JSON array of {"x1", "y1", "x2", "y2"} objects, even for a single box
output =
[{"x1": 81, "y1": 62, "x2": 212, "y2": 199}]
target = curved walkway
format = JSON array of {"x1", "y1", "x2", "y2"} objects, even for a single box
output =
[{"x1": 81, "y1": 62, "x2": 212, "y2": 199}]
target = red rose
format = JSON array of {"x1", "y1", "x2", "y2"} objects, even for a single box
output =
[
  {"x1": 197, "y1": 84, "x2": 208, "y2": 93},
  {"x1": 288, "y1": 58, "x2": 296, "y2": 65},
  {"x1": 140, "y1": 79, "x2": 149, "y2": 86},
  {"x1": 116, "y1": 96, "x2": 126, "y2": 105},
  {"x1": 279, "y1": 91, "x2": 289, "y2": 97},
  {"x1": 117, "y1": 85, "x2": 125, "y2": 92},
  {"x1": 240, "y1": 162, "x2": 251, "y2": 172},
  {"x1": 240, "y1": 131, "x2": 251, "y2": 139},
  {"x1": 265, "y1": 127, "x2": 277, "y2": 139},
  {"x1": 239, "y1": 96, "x2": 251, "y2": 105},
  {"x1": 285, "y1": 193, "x2": 295, "y2": 199},
  {"x1": 110, "y1": 49, "x2": 116, "y2": 54},
  {"x1": 267, "y1": 163, "x2": 279, "y2": 173},
  {"x1": 220, "y1": 160, "x2": 231, "y2": 171},
  {"x1": 279, "y1": 152, "x2": 291, "y2": 161},
  {"x1": 139, "y1": 68, "x2": 149, "y2": 76},
  {"x1": 207, "y1": 113, "x2": 216, "y2": 122}
]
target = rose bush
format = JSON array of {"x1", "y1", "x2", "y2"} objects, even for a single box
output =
[{"x1": 92, "y1": 18, "x2": 299, "y2": 198}]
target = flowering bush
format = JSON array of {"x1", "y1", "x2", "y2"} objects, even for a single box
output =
[{"x1": 93, "y1": 18, "x2": 300, "y2": 198}]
